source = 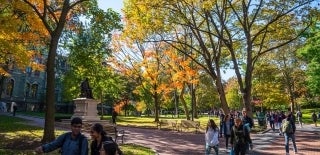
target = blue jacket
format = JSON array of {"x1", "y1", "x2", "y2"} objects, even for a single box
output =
[{"x1": 42, "y1": 132, "x2": 88, "y2": 155}]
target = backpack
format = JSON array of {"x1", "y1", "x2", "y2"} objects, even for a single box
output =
[{"x1": 282, "y1": 120, "x2": 293, "y2": 134}]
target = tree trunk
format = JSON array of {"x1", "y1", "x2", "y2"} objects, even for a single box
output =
[
  {"x1": 42, "y1": 37, "x2": 58, "y2": 143},
  {"x1": 180, "y1": 84, "x2": 190, "y2": 120},
  {"x1": 154, "y1": 92, "x2": 160, "y2": 122}
]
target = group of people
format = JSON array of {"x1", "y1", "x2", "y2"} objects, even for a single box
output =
[
  {"x1": 205, "y1": 108, "x2": 254, "y2": 155},
  {"x1": 260, "y1": 110, "x2": 299, "y2": 154},
  {"x1": 34, "y1": 117, "x2": 122, "y2": 155}
]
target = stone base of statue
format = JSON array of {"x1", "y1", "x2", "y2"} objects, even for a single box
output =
[{"x1": 71, "y1": 98, "x2": 99, "y2": 121}]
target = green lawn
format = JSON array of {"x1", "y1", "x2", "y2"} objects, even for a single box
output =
[
  {"x1": 0, "y1": 115, "x2": 155, "y2": 155},
  {"x1": 301, "y1": 108, "x2": 320, "y2": 124},
  {"x1": 17, "y1": 108, "x2": 319, "y2": 134}
]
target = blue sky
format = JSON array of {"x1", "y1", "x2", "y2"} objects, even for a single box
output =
[{"x1": 98, "y1": 0, "x2": 123, "y2": 13}]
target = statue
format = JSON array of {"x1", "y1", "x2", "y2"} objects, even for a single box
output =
[{"x1": 80, "y1": 78, "x2": 93, "y2": 99}]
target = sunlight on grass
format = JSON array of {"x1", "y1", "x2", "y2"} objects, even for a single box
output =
[
  {"x1": 0, "y1": 114, "x2": 155, "y2": 154},
  {"x1": 120, "y1": 143, "x2": 156, "y2": 155}
]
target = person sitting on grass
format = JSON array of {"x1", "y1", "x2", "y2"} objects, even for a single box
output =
[{"x1": 34, "y1": 117, "x2": 88, "y2": 155}]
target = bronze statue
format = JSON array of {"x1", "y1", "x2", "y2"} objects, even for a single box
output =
[{"x1": 80, "y1": 78, "x2": 93, "y2": 99}]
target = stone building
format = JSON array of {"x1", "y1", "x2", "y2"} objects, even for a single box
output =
[{"x1": 0, "y1": 54, "x2": 69, "y2": 112}]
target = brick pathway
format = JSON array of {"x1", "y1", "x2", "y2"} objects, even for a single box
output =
[{"x1": 1, "y1": 112, "x2": 320, "y2": 155}]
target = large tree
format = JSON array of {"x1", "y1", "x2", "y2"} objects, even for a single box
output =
[
  {"x1": 61, "y1": 7, "x2": 123, "y2": 101},
  {"x1": 123, "y1": 0, "x2": 317, "y2": 116},
  {"x1": 0, "y1": 1, "x2": 45, "y2": 96},
  {"x1": 11, "y1": 0, "x2": 95, "y2": 142},
  {"x1": 298, "y1": 21, "x2": 320, "y2": 97}
]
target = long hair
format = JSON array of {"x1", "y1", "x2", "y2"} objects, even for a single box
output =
[
  {"x1": 224, "y1": 114, "x2": 231, "y2": 122},
  {"x1": 91, "y1": 123, "x2": 106, "y2": 137},
  {"x1": 206, "y1": 119, "x2": 218, "y2": 132}
]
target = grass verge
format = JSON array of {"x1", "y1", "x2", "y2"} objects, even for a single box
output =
[{"x1": 0, "y1": 114, "x2": 156, "y2": 155}]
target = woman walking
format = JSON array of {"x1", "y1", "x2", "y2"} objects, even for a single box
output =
[
  {"x1": 223, "y1": 114, "x2": 234, "y2": 152},
  {"x1": 205, "y1": 119, "x2": 219, "y2": 155},
  {"x1": 231, "y1": 118, "x2": 251, "y2": 155}
]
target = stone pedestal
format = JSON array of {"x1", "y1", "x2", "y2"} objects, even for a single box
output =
[{"x1": 72, "y1": 98, "x2": 99, "y2": 121}]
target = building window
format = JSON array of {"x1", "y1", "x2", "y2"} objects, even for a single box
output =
[
  {"x1": 31, "y1": 84, "x2": 38, "y2": 98},
  {"x1": 6, "y1": 79, "x2": 14, "y2": 97},
  {"x1": 25, "y1": 83, "x2": 30, "y2": 98},
  {"x1": 34, "y1": 70, "x2": 40, "y2": 77}
]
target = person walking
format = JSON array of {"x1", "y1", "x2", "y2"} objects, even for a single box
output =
[
  {"x1": 34, "y1": 117, "x2": 88, "y2": 155},
  {"x1": 281, "y1": 112, "x2": 297, "y2": 155},
  {"x1": 90, "y1": 123, "x2": 122, "y2": 155},
  {"x1": 10, "y1": 102, "x2": 17, "y2": 116},
  {"x1": 311, "y1": 111, "x2": 317, "y2": 127},
  {"x1": 205, "y1": 119, "x2": 219, "y2": 155},
  {"x1": 230, "y1": 118, "x2": 250, "y2": 155},
  {"x1": 219, "y1": 111, "x2": 225, "y2": 138},
  {"x1": 223, "y1": 114, "x2": 234, "y2": 152},
  {"x1": 112, "y1": 109, "x2": 118, "y2": 125},
  {"x1": 296, "y1": 110, "x2": 303, "y2": 128},
  {"x1": 241, "y1": 108, "x2": 253, "y2": 150}
]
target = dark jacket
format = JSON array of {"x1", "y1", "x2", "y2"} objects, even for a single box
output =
[
  {"x1": 223, "y1": 119, "x2": 234, "y2": 136},
  {"x1": 91, "y1": 136, "x2": 123, "y2": 155},
  {"x1": 242, "y1": 116, "x2": 254, "y2": 128},
  {"x1": 230, "y1": 124, "x2": 250, "y2": 145},
  {"x1": 91, "y1": 136, "x2": 113, "y2": 155},
  {"x1": 42, "y1": 132, "x2": 88, "y2": 155}
]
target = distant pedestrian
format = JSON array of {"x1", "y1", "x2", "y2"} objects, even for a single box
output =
[
  {"x1": 311, "y1": 112, "x2": 317, "y2": 127},
  {"x1": 231, "y1": 118, "x2": 250, "y2": 155},
  {"x1": 219, "y1": 111, "x2": 225, "y2": 138},
  {"x1": 277, "y1": 111, "x2": 286, "y2": 135},
  {"x1": 0, "y1": 102, "x2": 7, "y2": 112},
  {"x1": 296, "y1": 110, "x2": 303, "y2": 128},
  {"x1": 241, "y1": 108, "x2": 253, "y2": 150},
  {"x1": 223, "y1": 114, "x2": 234, "y2": 152},
  {"x1": 10, "y1": 102, "x2": 17, "y2": 116},
  {"x1": 34, "y1": 117, "x2": 88, "y2": 155},
  {"x1": 281, "y1": 112, "x2": 297, "y2": 155},
  {"x1": 112, "y1": 109, "x2": 118, "y2": 125},
  {"x1": 205, "y1": 119, "x2": 219, "y2": 155},
  {"x1": 266, "y1": 111, "x2": 275, "y2": 131}
]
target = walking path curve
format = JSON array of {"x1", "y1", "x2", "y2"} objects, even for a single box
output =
[{"x1": 1, "y1": 112, "x2": 319, "y2": 155}]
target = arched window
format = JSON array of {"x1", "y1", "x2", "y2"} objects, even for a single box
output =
[
  {"x1": 31, "y1": 84, "x2": 38, "y2": 98},
  {"x1": 6, "y1": 79, "x2": 14, "y2": 97},
  {"x1": 25, "y1": 83, "x2": 30, "y2": 97}
]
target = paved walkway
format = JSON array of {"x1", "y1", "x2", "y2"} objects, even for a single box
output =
[{"x1": 1, "y1": 112, "x2": 320, "y2": 155}]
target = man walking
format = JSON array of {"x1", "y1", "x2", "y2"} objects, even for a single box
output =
[
  {"x1": 281, "y1": 112, "x2": 297, "y2": 155},
  {"x1": 241, "y1": 108, "x2": 253, "y2": 150},
  {"x1": 296, "y1": 110, "x2": 303, "y2": 128}
]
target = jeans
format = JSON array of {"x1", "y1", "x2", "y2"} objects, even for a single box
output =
[
  {"x1": 225, "y1": 135, "x2": 231, "y2": 149},
  {"x1": 284, "y1": 133, "x2": 297, "y2": 153},
  {"x1": 205, "y1": 144, "x2": 219, "y2": 155}
]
